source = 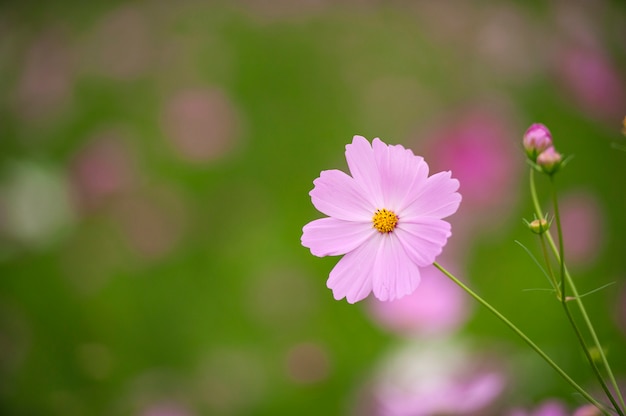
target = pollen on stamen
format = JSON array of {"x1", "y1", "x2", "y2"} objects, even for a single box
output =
[{"x1": 373, "y1": 208, "x2": 398, "y2": 233}]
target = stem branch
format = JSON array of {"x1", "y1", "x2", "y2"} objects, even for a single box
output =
[
  {"x1": 530, "y1": 168, "x2": 625, "y2": 413},
  {"x1": 433, "y1": 261, "x2": 611, "y2": 414}
]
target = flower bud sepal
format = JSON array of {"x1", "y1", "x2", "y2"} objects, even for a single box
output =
[
  {"x1": 526, "y1": 152, "x2": 573, "y2": 177},
  {"x1": 524, "y1": 215, "x2": 552, "y2": 235}
]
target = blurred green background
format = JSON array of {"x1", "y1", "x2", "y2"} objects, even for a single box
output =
[{"x1": 1, "y1": 1, "x2": 626, "y2": 415}]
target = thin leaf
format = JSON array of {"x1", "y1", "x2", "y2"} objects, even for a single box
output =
[
  {"x1": 569, "y1": 282, "x2": 616, "y2": 300},
  {"x1": 522, "y1": 288, "x2": 557, "y2": 293},
  {"x1": 514, "y1": 240, "x2": 556, "y2": 291}
]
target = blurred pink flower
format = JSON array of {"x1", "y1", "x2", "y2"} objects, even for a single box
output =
[
  {"x1": 558, "y1": 190, "x2": 604, "y2": 269},
  {"x1": 416, "y1": 106, "x2": 521, "y2": 234},
  {"x1": 367, "y1": 339, "x2": 506, "y2": 416},
  {"x1": 141, "y1": 401, "x2": 193, "y2": 416},
  {"x1": 573, "y1": 404, "x2": 603, "y2": 416},
  {"x1": 285, "y1": 342, "x2": 331, "y2": 384},
  {"x1": 472, "y1": 5, "x2": 541, "y2": 82},
  {"x1": 14, "y1": 27, "x2": 74, "y2": 122},
  {"x1": 555, "y1": 46, "x2": 626, "y2": 122},
  {"x1": 161, "y1": 87, "x2": 242, "y2": 163},
  {"x1": 302, "y1": 136, "x2": 461, "y2": 303},
  {"x1": 111, "y1": 187, "x2": 187, "y2": 261},
  {"x1": 69, "y1": 130, "x2": 138, "y2": 210},
  {"x1": 81, "y1": 5, "x2": 154, "y2": 80},
  {"x1": 507, "y1": 400, "x2": 568, "y2": 416},
  {"x1": 367, "y1": 263, "x2": 470, "y2": 336}
]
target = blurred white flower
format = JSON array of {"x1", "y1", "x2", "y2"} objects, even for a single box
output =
[
  {"x1": 0, "y1": 161, "x2": 76, "y2": 249},
  {"x1": 365, "y1": 338, "x2": 507, "y2": 416}
]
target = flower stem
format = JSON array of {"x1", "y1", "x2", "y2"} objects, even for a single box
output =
[
  {"x1": 550, "y1": 176, "x2": 566, "y2": 304},
  {"x1": 433, "y1": 261, "x2": 611, "y2": 414},
  {"x1": 529, "y1": 168, "x2": 625, "y2": 414},
  {"x1": 547, "y1": 174, "x2": 626, "y2": 413},
  {"x1": 561, "y1": 300, "x2": 622, "y2": 415},
  {"x1": 538, "y1": 235, "x2": 559, "y2": 296},
  {"x1": 536, "y1": 230, "x2": 618, "y2": 411}
]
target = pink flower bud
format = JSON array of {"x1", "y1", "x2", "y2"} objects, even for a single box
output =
[
  {"x1": 536, "y1": 146, "x2": 562, "y2": 175},
  {"x1": 523, "y1": 123, "x2": 553, "y2": 160}
]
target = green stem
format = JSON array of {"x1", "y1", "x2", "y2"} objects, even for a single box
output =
[
  {"x1": 561, "y1": 300, "x2": 623, "y2": 415},
  {"x1": 530, "y1": 168, "x2": 626, "y2": 413},
  {"x1": 551, "y1": 174, "x2": 621, "y2": 413},
  {"x1": 537, "y1": 208, "x2": 619, "y2": 412},
  {"x1": 550, "y1": 176, "x2": 566, "y2": 304},
  {"x1": 539, "y1": 235, "x2": 559, "y2": 297},
  {"x1": 551, "y1": 182, "x2": 622, "y2": 414},
  {"x1": 433, "y1": 261, "x2": 611, "y2": 414}
]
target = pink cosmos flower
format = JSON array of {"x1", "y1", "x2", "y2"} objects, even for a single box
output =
[{"x1": 301, "y1": 135, "x2": 461, "y2": 303}]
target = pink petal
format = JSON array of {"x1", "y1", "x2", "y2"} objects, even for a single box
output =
[
  {"x1": 310, "y1": 169, "x2": 374, "y2": 221},
  {"x1": 372, "y1": 138, "x2": 430, "y2": 210},
  {"x1": 345, "y1": 136, "x2": 384, "y2": 208},
  {"x1": 327, "y1": 236, "x2": 380, "y2": 303},
  {"x1": 301, "y1": 217, "x2": 374, "y2": 257},
  {"x1": 395, "y1": 218, "x2": 452, "y2": 266},
  {"x1": 400, "y1": 171, "x2": 461, "y2": 219},
  {"x1": 371, "y1": 234, "x2": 421, "y2": 301}
]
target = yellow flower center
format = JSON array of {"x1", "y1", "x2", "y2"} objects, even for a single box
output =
[{"x1": 372, "y1": 208, "x2": 398, "y2": 233}]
